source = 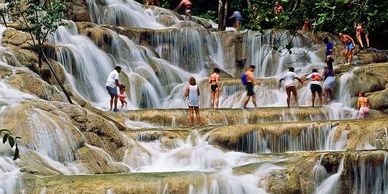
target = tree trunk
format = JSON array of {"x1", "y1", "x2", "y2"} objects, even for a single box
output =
[
  {"x1": 41, "y1": 51, "x2": 73, "y2": 104},
  {"x1": 218, "y1": 0, "x2": 227, "y2": 31}
]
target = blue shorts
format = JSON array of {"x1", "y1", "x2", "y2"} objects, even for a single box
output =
[
  {"x1": 106, "y1": 86, "x2": 117, "y2": 96},
  {"x1": 345, "y1": 42, "x2": 354, "y2": 50}
]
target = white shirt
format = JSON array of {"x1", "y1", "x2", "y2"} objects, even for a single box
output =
[
  {"x1": 307, "y1": 72, "x2": 322, "y2": 86},
  {"x1": 281, "y1": 71, "x2": 297, "y2": 87},
  {"x1": 106, "y1": 70, "x2": 119, "y2": 88}
]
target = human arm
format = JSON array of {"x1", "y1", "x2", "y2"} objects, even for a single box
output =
[
  {"x1": 197, "y1": 87, "x2": 200, "y2": 96},
  {"x1": 184, "y1": 86, "x2": 189, "y2": 97},
  {"x1": 357, "y1": 98, "x2": 361, "y2": 109},
  {"x1": 296, "y1": 77, "x2": 303, "y2": 84},
  {"x1": 279, "y1": 78, "x2": 284, "y2": 88},
  {"x1": 174, "y1": 1, "x2": 183, "y2": 11}
]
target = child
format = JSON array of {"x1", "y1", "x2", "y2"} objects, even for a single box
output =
[
  {"x1": 184, "y1": 77, "x2": 200, "y2": 126},
  {"x1": 118, "y1": 84, "x2": 127, "y2": 109},
  {"x1": 357, "y1": 91, "x2": 370, "y2": 119}
]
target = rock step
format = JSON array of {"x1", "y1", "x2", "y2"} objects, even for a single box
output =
[
  {"x1": 207, "y1": 118, "x2": 388, "y2": 153},
  {"x1": 125, "y1": 118, "x2": 388, "y2": 154},
  {"x1": 111, "y1": 107, "x2": 386, "y2": 128},
  {"x1": 23, "y1": 150, "x2": 388, "y2": 194}
]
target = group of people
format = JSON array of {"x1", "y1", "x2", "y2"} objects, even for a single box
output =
[{"x1": 338, "y1": 22, "x2": 369, "y2": 65}]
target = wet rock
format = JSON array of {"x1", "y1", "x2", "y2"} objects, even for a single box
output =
[
  {"x1": 7, "y1": 72, "x2": 67, "y2": 102},
  {"x1": 66, "y1": 0, "x2": 91, "y2": 22}
]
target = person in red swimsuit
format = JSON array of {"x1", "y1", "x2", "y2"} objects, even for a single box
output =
[
  {"x1": 355, "y1": 23, "x2": 370, "y2": 49},
  {"x1": 174, "y1": 0, "x2": 192, "y2": 20}
]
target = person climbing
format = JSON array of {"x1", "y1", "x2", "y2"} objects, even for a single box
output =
[
  {"x1": 229, "y1": 11, "x2": 243, "y2": 30},
  {"x1": 339, "y1": 33, "x2": 355, "y2": 65},
  {"x1": 106, "y1": 66, "x2": 122, "y2": 111},
  {"x1": 273, "y1": 1, "x2": 284, "y2": 15},
  {"x1": 305, "y1": 69, "x2": 323, "y2": 107},
  {"x1": 118, "y1": 84, "x2": 127, "y2": 109},
  {"x1": 355, "y1": 22, "x2": 370, "y2": 49},
  {"x1": 323, "y1": 37, "x2": 334, "y2": 58},
  {"x1": 323, "y1": 56, "x2": 335, "y2": 104},
  {"x1": 357, "y1": 91, "x2": 370, "y2": 119},
  {"x1": 209, "y1": 68, "x2": 221, "y2": 109},
  {"x1": 184, "y1": 77, "x2": 200, "y2": 125},
  {"x1": 174, "y1": 0, "x2": 192, "y2": 20},
  {"x1": 242, "y1": 65, "x2": 260, "y2": 109},
  {"x1": 279, "y1": 66, "x2": 303, "y2": 108}
]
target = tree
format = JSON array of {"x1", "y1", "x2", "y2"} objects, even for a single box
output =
[
  {"x1": 6, "y1": 0, "x2": 73, "y2": 104},
  {"x1": 218, "y1": 0, "x2": 228, "y2": 30},
  {"x1": 0, "y1": 129, "x2": 20, "y2": 160}
]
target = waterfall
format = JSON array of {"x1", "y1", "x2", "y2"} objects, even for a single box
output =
[
  {"x1": 87, "y1": 0, "x2": 164, "y2": 28},
  {"x1": 315, "y1": 157, "x2": 345, "y2": 194},
  {"x1": 352, "y1": 152, "x2": 388, "y2": 194},
  {"x1": 237, "y1": 123, "x2": 348, "y2": 153}
]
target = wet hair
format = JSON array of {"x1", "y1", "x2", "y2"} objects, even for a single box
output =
[
  {"x1": 189, "y1": 77, "x2": 196, "y2": 86},
  {"x1": 359, "y1": 91, "x2": 365, "y2": 96},
  {"x1": 115, "y1": 66, "x2": 122, "y2": 71},
  {"x1": 323, "y1": 37, "x2": 329, "y2": 43},
  {"x1": 249, "y1": 65, "x2": 256, "y2": 69},
  {"x1": 289, "y1": 66, "x2": 294, "y2": 72},
  {"x1": 312, "y1": 68, "x2": 318, "y2": 73},
  {"x1": 213, "y1": 68, "x2": 220, "y2": 73}
]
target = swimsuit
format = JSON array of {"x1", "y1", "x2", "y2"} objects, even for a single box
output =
[
  {"x1": 345, "y1": 41, "x2": 354, "y2": 50},
  {"x1": 246, "y1": 82, "x2": 254, "y2": 96},
  {"x1": 211, "y1": 84, "x2": 218, "y2": 92}
]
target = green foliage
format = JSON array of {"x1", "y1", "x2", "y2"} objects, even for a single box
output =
[
  {"x1": 0, "y1": 129, "x2": 21, "y2": 160},
  {"x1": 244, "y1": 0, "x2": 387, "y2": 34},
  {"x1": 6, "y1": 0, "x2": 66, "y2": 46},
  {"x1": 197, "y1": 10, "x2": 217, "y2": 22}
]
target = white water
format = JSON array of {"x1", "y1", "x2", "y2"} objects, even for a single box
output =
[{"x1": 315, "y1": 157, "x2": 345, "y2": 194}]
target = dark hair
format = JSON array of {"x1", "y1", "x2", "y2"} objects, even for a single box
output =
[
  {"x1": 359, "y1": 91, "x2": 365, "y2": 96},
  {"x1": 189, "y1": 77, "x2": 196, "y2": 86},
  {"x1": 312, "y1": 68, "x2": 318, "y2": 73},
  {"x1": 249, "y1": 65, "x2": 256, "y2": 69},
  {"x1": 115, "y1": 66, "x2": 122, "y2": 71},
  {"x1": 323, "y1": 37, "x2": 329, "y2": 43},
  {"x1": 213, "y1": 68, "x2": 220, "y2": 73},
  {"x1": 289, "y1": 66, "x2": 294, "y2": 72},
  {"x1": 119, "y1": 84, "x2": 126, "y2": 89}
]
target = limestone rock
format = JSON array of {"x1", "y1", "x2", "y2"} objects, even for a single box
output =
[
  {"x1": 7, "y1": 71, "x2": 67, "y2": 102},
  {"x1": 66, "y1": 0, "x2": 91, "y2": 22}
]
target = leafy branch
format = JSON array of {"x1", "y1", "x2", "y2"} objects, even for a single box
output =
[{"x1": 0, "y1": 129, "x2": 20, "y2": 160}]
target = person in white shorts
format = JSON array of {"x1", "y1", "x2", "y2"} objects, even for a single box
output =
[{"x1": 279, "y1": 67, "x2": 303, "y2": 108}]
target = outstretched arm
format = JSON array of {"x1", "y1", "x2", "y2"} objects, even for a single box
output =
[
  {"x1": 279, "y1": 78, "x2": 284, "y2": 88},
  {"x1": 296, "y1": 77, "x2": 303, "y2": 84}
]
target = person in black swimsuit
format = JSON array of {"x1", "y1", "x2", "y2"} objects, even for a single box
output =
[{"x1": 209, "y1": 68, "x2": 221, "y2": 108}]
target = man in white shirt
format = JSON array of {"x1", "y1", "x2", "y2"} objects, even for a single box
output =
[
  {"x1": 279, "y1": 67, "x2": 303, "y2": 108},
  {"x1": 305, "y1": 68, "x2": 323, "y2": 107},
  {"x1": 106, "y1": 66, "x2": 122, "y2": 111}
]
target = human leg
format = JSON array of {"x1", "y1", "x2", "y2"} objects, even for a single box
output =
[
  {"x1": 290, "y1": 86, "x2": 298, "y2": 106},
  {"x1": 194, "y1": 106, "x2": 200, "y2": 124},
  {"x1": 286, "y1": 87, "x2": 292, "y2": 108},
  {"x1": 365, "y1": 33, "x2": 370, "y2": 48},
  {"x1": 356, "y1": 33, "x2": 364, "y2": 48},
  {"x1": 214, "y1": 88, "x2": 220, "y2": 109},
  {"x1": 188, "y1": 106, "x2": 194, "y2": 125},
  {"x1": 113, "y1": 95, "x2": 118, "y2": 111},
  {"x1": 252, "y1": 95, "x2": 257, "y2": 108}
]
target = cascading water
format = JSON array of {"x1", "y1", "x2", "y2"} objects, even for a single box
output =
[{"x1": 0, "y1": 0, "x2": 385, "y2": 193}]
